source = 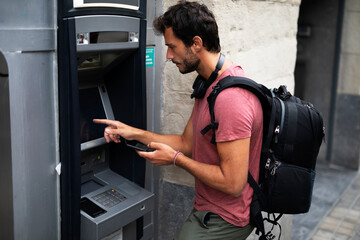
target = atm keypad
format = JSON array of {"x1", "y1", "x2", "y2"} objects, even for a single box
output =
[{"x1": 92, "y1": 189, "x2": 127, "y2": 208}]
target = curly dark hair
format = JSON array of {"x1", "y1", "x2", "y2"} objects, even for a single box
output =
[{"x1": 153, "y1": 1, "x2": 221, "y2": 53}]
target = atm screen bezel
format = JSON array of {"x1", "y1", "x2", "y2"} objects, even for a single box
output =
[
  {"x1": 80, "y1": 83, "x2": 114, "y2": 151},
  {"x1": 73, "y1": 0, "x2": 139, "y2": 10}
]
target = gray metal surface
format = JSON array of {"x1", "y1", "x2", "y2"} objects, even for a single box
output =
[
  {"x1": 75, "y1": 15, "x2": 140, "y2": 52},
  {"x1": 75, "y1": 15, "x2": 140, "y2": 33},
  {"x1": 0, "y1": 0, "x2": 59, "y2": 239},
  {"x1": 81, "y1": 169, "x2": 154, "y2": 240},
  {"x1": 144, "y1": 0, "x2": 163, "y2": 238},
  {"x1": 0, "y1": 0, "x2": 56, "y2": 52},
  {"x1": 6, "y1": 51, "x2": 59, "y2": 240},
  {"x1": 0, "y1": 29, "x2": 55, "y2": 52},
  {"x1": 0, "y1": 0, "x2": 55, "y2": 29}
]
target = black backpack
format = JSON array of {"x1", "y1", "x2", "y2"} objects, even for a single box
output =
[{"x1": 201, "y1": 76, "x2": 325, "y2": 240}]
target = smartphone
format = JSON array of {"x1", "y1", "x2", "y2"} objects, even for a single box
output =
[
  {"x1": 80, "y1": 197, "x2": 107, "y2": 218},
  {"x1": 122, "y1": 138, "x2": 156, "y2": 152}
]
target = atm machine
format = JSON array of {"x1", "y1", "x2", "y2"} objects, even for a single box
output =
[{"x1": 58, "y1": 1, "x2": 154, "y2": 239}]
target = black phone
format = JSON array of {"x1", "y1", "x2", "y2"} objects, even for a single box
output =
[
  {"x1": 80, "y1": 197, "x2": 107, "y2": 218},
  {"x1": 121, "y1": 138, "x2": 156, "y2": 152}
]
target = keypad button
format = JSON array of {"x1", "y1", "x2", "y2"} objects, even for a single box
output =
[{"x1": 92, "y1": 189, "x2": 127, "y2": 208}]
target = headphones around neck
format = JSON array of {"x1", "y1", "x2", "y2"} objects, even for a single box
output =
[{"x1": 191, "y1": 53, "x2": 225, "y2": 99}]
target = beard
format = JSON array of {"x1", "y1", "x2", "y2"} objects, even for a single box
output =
[{"x1": 177, "y1": 48, "x2": 200, "y2": 74}]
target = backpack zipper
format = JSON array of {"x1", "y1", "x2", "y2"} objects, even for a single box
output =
[
  {"x1": 265, "y1": 158, "x2": 271, "y2": 169},
  {"x1": 274, "y1": 125, "x2": 280, "y2": 143},
  {"x1": 304, "y1": 103, "x2": 326, "y2": 142},
  {"x1": 274, "y1": 97, "x2": 285, "y2": 143},
  {"x1": 271, "y1": 161, "x2": 281, "y2": 175}
]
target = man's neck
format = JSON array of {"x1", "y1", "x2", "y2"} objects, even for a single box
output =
[{"x1": 197, "y1": 52, "x2": 232, "y2": 80}]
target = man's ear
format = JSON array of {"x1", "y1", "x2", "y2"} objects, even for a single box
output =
[{"x1": 192, "y1": 36, "x2": 203, "y2": 52}]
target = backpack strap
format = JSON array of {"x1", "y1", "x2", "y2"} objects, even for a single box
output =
[
  {"x1": 200, "y1": 76, "x2": 289, "y2": 239},
  {"x1": 248, "y1": 172, "x2": 266, "y2": 237},
  {"x1": 249, "y1": 172, "x2": 283, "y2": 240},
  {"x1": 201, "y1": 76, "x2": 272, "y2": 144}
]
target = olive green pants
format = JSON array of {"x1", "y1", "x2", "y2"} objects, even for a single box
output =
[{"x1": 174, "y1": 209, "x2": 254, "y2": 240}]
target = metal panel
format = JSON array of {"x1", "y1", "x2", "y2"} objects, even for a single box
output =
[
  {"x1": 0, "y1": 0, "x2": 55, "y2": 29},
  {"x1": 0, "y1": 0, "x2": 59, "y2": 239},
  {"x1": 144, "y1": 0, "x2": 163, "y2": 238},
  {"x1": 74, "y1": 15, "x2": 140, "y2": 52},
  {"x1": 0, "y1": 29, "x2": 55, "y2": 52},
  {"x1": 6, "y1": 51, "x2": 60, "y2": 240},
  {"x1": 75, "y1": 15, "x2": 140, "y2": 34}
]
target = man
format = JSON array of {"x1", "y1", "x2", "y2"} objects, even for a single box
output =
[{"x1": 94, "y1": 1, "x2": 262, "y2": 239}]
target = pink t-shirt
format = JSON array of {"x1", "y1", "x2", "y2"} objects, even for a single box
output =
[{"x1": 192, "y1": 64, "x2": 263, "y2": 227}]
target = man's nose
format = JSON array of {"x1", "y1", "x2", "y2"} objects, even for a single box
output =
[{"x1": 166, "y1": 48, "x2": 173, "y2": 60}]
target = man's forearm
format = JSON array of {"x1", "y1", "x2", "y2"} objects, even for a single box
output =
[{"x1": 174, "y1": 153, "x2": 247, "y2": 196}]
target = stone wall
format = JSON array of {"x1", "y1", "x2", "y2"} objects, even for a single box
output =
[{"x1": 155, "y1": 1, "x2": 301, "y2": 239}]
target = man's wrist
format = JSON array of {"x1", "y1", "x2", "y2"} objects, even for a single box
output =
[
  {"x1": 173, "y1": 151, "x2": 184, "y2": 166},
  {"x1": 132, "y1": 128, "x2": 147, "y2": 142}
]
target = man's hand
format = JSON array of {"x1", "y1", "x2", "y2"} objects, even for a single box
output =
[
  {"x1": 93, "y1": 119, "x2": 140, "y2": 143},
  {"x1": 137, "y1": 142, "x2": 177, "y2": 166},
  {"x1": 93, "y1": 118, "x2": 191, "y2": 168}
]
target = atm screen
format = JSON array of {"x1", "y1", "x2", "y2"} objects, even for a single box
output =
[{"x1": 79, "y1": 87, "x2": 107, "y2": 144}]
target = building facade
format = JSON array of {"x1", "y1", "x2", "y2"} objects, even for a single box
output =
[{"x1": 147, "y1": 0, "x2": 360, "y2": 239}]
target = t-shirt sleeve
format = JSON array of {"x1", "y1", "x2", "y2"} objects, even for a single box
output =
[{"x1": 214, "y1": 87, "x2": 256, "y2": 142}]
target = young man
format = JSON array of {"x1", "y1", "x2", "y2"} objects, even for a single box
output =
[{"x1": 94, "y1": 1, "x2": 262, "y2": 239}]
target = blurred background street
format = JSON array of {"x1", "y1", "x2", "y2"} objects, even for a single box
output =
[{"x1": 294, "y1": 164, "x2": 360, "y2": 239}]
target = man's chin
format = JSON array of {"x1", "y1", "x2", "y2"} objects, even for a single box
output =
[
  {"x1": 176, "y1": 65, "x2": 186, "y2": 74},
  {"x1": 178, "y1": 67, "x2": 195, "y2": 74},
  {"x1": 179, "y1": 69, "x2": 192, "y2": 74},
  {"x1": 174, "y1": 62, "x2": 197, "y2": 74}
]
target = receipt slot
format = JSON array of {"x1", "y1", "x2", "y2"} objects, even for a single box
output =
[{"x1": 58, "y1": 1, "x2": 153, "y2": 239}]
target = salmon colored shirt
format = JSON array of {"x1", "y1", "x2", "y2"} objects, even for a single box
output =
[{"x1": 192, "y1": 64, "x2": 263, "y2": 227}]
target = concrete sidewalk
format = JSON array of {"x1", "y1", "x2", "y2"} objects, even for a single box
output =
[
  {"x1": 292, "y1": 164, "x2": 359, "y2": 240},
  {"x1": 308, "y1": 172, "x2": 360, "y2": 239}
]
